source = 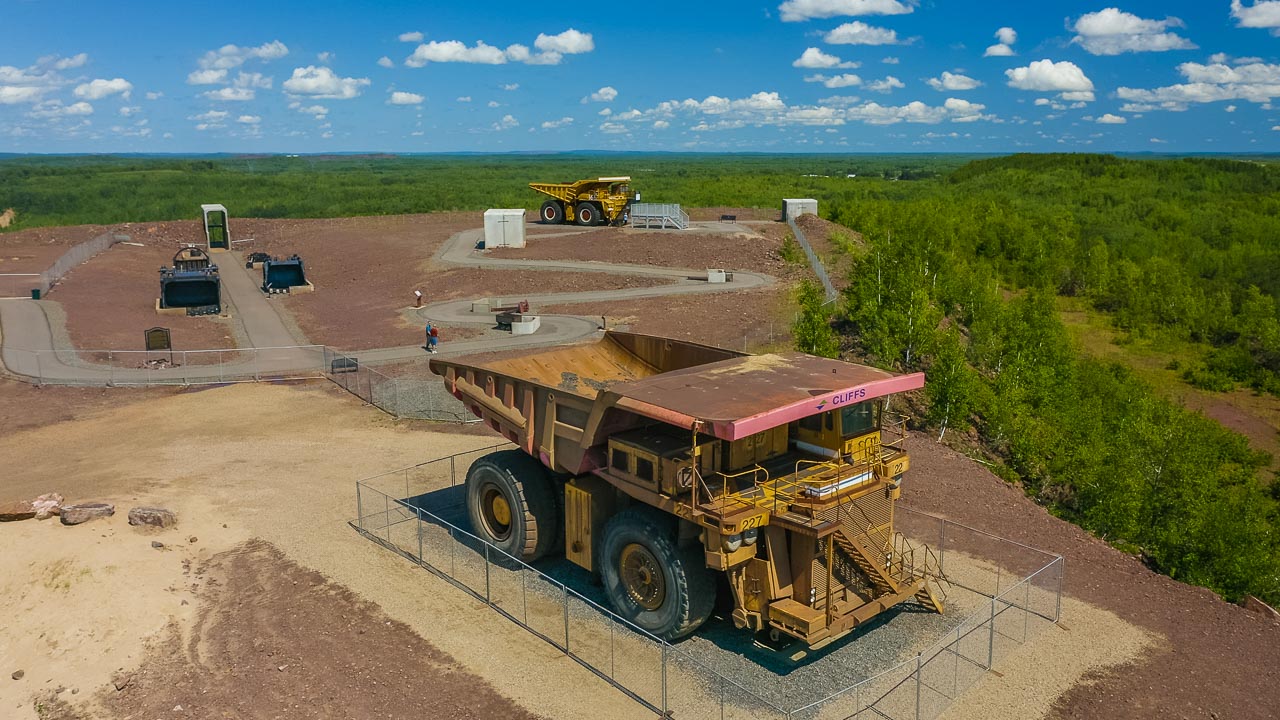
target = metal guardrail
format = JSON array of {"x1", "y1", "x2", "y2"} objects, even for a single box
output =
[
  {"x1": 788, "y1": 218, "x2": 838, "y2": 304},
  {"x1": 355, "y1": 446, "x2": 1066, "y2": 720},
  {"x1": 630, "y1": 203, "x2": 689, "y2": 230}
]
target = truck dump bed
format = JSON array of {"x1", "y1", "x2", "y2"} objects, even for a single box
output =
[{"x1": 429, "y1": 331, "x2": 922, "y2": 472}]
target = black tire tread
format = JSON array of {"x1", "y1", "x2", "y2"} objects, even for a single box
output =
[
  {"x1": 601, "y1": 506, "x2": 715, "y2": 641},
  {"x1": 467, "y1": 450, "x2": 558, "y2": 561}
]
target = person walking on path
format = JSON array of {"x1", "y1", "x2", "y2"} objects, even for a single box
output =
[{"x1": 425, "y1": 322, "x2": 439, "y2": 353}]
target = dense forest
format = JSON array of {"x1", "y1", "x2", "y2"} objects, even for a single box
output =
[
  {"x1": 805, "y1": 155, "x2": 1280, "y2": 606},
  {"x1": 0, "y1": 153, "x2": 972, "y2": 228},
  {"x1": 2, "y1": 152, "x2": 1278, "y2": 605}
]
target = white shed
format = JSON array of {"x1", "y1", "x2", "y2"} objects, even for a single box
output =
[
  {"x1": 201, "y1": 204, "x2": 231, "y2": 250},
  {"x1": 782, "y1": 198, "x2": 818, "y2": 222},
  {"x1": 483, "y1": 209, "x2": 527, "y2": 248}
]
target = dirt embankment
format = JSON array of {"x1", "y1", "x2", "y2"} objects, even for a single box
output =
[
  {"x1": 906, "y1": 435, "x2": 1280, "y2": 720},
  {"x1": 98, "y1": 540, "x2": 543, "y2": 720}
]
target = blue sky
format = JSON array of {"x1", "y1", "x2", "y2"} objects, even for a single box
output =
[{"x1": 2, "y1": 0, "x2": 1278, "y2": 153}]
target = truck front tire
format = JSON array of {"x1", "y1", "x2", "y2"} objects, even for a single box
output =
[
  {"x1": 540, "y1": 200, "x2": 565, "y2": 224},
  {"x1": 465, "y1": 450, "x2": 559, "y2": 562},
  {"x1": 600, "y1": 507, "x2": 715, "y2": 641}
]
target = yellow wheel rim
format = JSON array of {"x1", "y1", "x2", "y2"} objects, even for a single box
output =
[
  {"x1": 480, "y1": 485, "x2": 513, "y2": 540},
  {"x1": 491, "y1": 494, "x2": 511, "y2": 526},
  {"x1": 620, "y1": 543, "x2": 666, "y2": 611}
]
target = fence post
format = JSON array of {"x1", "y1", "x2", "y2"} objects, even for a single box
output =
[
  {"x1": 939, "y1": 520, "x2": 947, "y2": 574},
  {"x1": 417, "y1": 506, "x2": 424, "y2": 563},
  {"x1": 383, "y1": 493, "x2": 391, "y2": 542},
  {"x1": 357, "y1": 483, "x2": 363, "y2": 531},
  {"x1": 661, "y1": 643, "x2": 668, "y2": 718},
  {"x1": 451, "y1": 455, "x2": 457, "y2": 487},
  {"x1": 562, "y1": 583, "x2": 570, "y2": 653},
  {"x1": 484, "y1": 543, "x2": 491, "y2": 602},
  {"x1": 1055, "y1": 558, "x2": 1064, "y2": 623},
  {"x1": 987, "y1": 597, "x2": 996, "y2": 669},
  {"x1": 1023, "y1": 578, "x2": 1031, "y2": 641},
  {"x1": 915, "y1": 652, "x2": 922, "y2": 720}
]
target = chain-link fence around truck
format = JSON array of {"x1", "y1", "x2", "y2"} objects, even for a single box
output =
[
  {"x1": 323, "y1": 348, "x2": 477, "y2": 423},
  {"x1": 354, "y1": 445, "x2": 1065, "y2": 720}
]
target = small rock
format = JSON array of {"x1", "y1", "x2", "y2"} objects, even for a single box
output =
[
  {"x1": 11, "y1": 670, "x2": 24, "y2": 680},
  {"x1": 71, "y1": 688, "x2": 78, "y2": 695},
  {"x1": 173, "y1": 704, "x2": 183, "y2": 712},
  {"x1": 31, "y1": 493, "x2": 64, "y2": 520},
  {"x1": 111, "y1": 671, "x2": 131, "y2": 691},
  {"x1": 128, "y1": 507, "x2": 176, "y2": 529},
  {"x1": 61, "y1": 502, "x2": 115, "y2": 526},
  {"x1": 188, "y1": 536, "x2": 198, "y2": 544},
  {"x1": 151, "y1": 541, "x2": 165, "y2": 549},
  {"x1": 277, "y1": 665, "x2": 288, "y2": 672},
  {"x1": 0, "y1": 500, "x2": 35, "y2": 522}
]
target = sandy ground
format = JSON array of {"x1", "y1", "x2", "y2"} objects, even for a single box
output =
[{"x1": 0, "y1": 382, "x2": 647, "y2": 720}]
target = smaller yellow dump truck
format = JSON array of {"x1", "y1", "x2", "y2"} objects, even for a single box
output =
[{"x1": 529, "y1": 176, "x2": 635, "y2": 226}]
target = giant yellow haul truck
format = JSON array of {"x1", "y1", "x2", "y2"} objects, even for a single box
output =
[
  {"x1": 429, "y1": 332, "x2": 946, "y2": 646},
  {"x1": 529, "y1": 176, "x2": 635, "y2": 226}
]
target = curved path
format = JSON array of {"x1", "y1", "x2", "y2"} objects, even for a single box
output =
[{"x1": 0, "y1": 222, "x2": 777, "y2": 383}]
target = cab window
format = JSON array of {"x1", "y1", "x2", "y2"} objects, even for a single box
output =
[{"x1": 840, "y1": 402, "x2": 875, "y2": 438}]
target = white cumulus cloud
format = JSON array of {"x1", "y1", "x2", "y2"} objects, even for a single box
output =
[
  {"x1": 389, "y1": 91, "x2": 424, "y2": 105},
  {"x1": 282, "y1": 66, "x2": 370, "y2": 99},
  {"x1": 399, "y1": 31, "x2": 424, "y2": 43},
  {"x1": 793, "y1": 47, "x2": 860, "y2": 69},
  {"x1": 1231, "y1": 1, "x2": 1280, "y2": 35},
  {"x1": 457, "y1": 96, "x2": 472, "y2": 103},
  {"x1": 203, "y1": 87, "x2": 255, "y2": 101},
  {"x1": 984, "y1": 26, "x2": 1017, "y2": 57},
  {"x1": 237, "y1": 114, "x2": 261, "y2": 124},
  {"x1": 187, "y1": 69, "x2": 227, "y2": 85},
  {"x1": 377, "y1": 56, "x2": 394, "y2": 68},
  {"x1": 1096, "y1": 113, "x2": 1126, "y2": 123},
  {"x1": 1006, "y1": 59, "x2": 1095, "y2": 101},
  {"x1": 807, "y1": 73, "x2": 863, "y2": 88},
  {"x1": 927, "y1": 71, "x2": 981, "y2": 91},
  {"x1": 867, "y1": 76, "x2": 905, "y2": 93},
  {"x1": 74, "y1": 78, "x2": 132, "y2": 100},
  {"x1": 28, "y1": 100, "x2": 94, "y2": 118},
  {"x1": 825, "y1": 21, "x2": 904, "y2": 45},
  {"x1": 1116, "y1": 60, "x2": 1280, "y2": 109},
  {"x1": 778, "y1": 0, "x2": 914, "y2": 22},
  {"x1": 534, "y1": 29, "x2": 594, "y2": 54},
  {"x1": 653, "y1": 120, "x2": 670, "y2": 129},
  {"x1": 585, "y1": 86, "x2": 618, "y2": 102},
  {"x1": 197, "y1": 41, "x2": 288, "y2": 71},
  {"x1": 493, "y1": 114, "x2": 519, "y2": 130},
  {"x1": 406, "y1": 41, "x2": 507, "y2": 66},
  {"x1": 1070, "y1": 8, "x2": 1196, "y2": 55},
  {"x1": 541, "y1": 116, "x2": 574, "y2": 129},
  {"x1": 502, "y1": 83, "x2": 520, "y2": 91}
]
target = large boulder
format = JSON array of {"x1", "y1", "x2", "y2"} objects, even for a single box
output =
[
  {"x1": 32, "y1": 493, "x2": 64, "y2": 520},
  {"x1": 60, "y1": 503, "x2": 115, "y2": 526},
  {"x1": 128, "y1": 507, "x2": 176, "y2": 529},
  {"x1": 0, "y1": 500, "x2": 35, "y2": 522}
]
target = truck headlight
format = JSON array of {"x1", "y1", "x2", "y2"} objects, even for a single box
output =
[
  {"x1": 742, "y1": 528, "x2": 759, "y2": 546},
  {"x1": 722, "y1": 533, "x2": 743, "y2": 552}
]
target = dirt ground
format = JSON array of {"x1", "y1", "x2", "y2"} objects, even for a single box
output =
[
  {"x1": 0, "y1": 382, "x2": 649, "y2": 720},
  {"x1": 98, "y1": 540, "x2": 543, "y2": 720},
  {"x1": 49, "y1": 241, "x2": 238, "y2": 352},
  {"x1": 488, "y1": 226, "x2": 791, "y2": 275},
  {"x1": 905, "y1": 436, "x2": 1280, "y2": 720},
  {"x1": 544, "y1": 285, "x2": 796, "y2": 352},
  {"x1": 0, "y1": 224, "x2": 112, "y2": 274}
]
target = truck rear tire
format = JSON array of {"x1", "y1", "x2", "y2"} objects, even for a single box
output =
[
  {"x1": 540, "y1": 200, "x2": 565, "y2": 224},
  {"x1": 575, "y1": 202, "x2": 600, "y2": 226},
  {"x1": 465, "y1": 450, "x2": 559, "y2": 562},
  {"x1": 599, "y1": 507, "x2": 715, "y2": 641}
]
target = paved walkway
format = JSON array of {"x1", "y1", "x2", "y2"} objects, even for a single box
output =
[{"x1": 0, "y1": 222, "x2": 776, "y2": 383}]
